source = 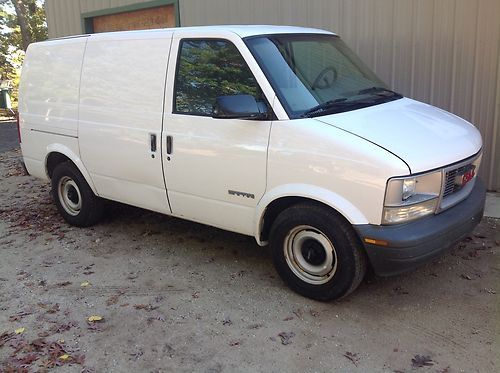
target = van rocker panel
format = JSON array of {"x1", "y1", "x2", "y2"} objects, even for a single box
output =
[{"x1": 354, "y1": 179, "x2": 486, "y2": 276}]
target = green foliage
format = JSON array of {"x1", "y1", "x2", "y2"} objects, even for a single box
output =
[
  {"x1": 175, "y1": 40, "x2": 260, "y2": 115},
  {"x1": 0, "y1": 0, "x2": 47, "y2": 106}
]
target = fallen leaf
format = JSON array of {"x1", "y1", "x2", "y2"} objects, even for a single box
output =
[
  {"x1": 411, "y1": 354, "x2": 434, "y2": 368},
  {"x1": 73, "y1": 353, "x2": 86, "y2": 365},
  {"x1": 50, "y1": 321, "x2": 77, "y2": 333},
  {"x1": 247, "y1": 323, "x2": 263, "y2": 329},
  {"x1": 47, "y1": 303, "x2": 60, "y2": 314},
  {"x1": 309, "y1": 309, "x2": 320, "y2": 317},
  {"x1": 9, "y1": 309, "x2": 33, "y2": 322},
  {"x1": 80, "y1": 281, "x2": 91, "y2": 287},
  {"x1": 31, "y1": 338, "x2": 47, "y2": 351},
  {"x1": 278, "y1": 331, "x2": 295, "y2": 345},
  {"x1": 87, "y1": 315, "x2": 103, "y2": 322},
  {"x1": 59, "y1": 354, "x2": 71, "y2": 361},
  {"x1": 343, "y1": 351, "x2": 359, "y2": 366},
  {"x1": 393, "y1": 286, "x2": 409, "y2": 295},
  {"x1": 106, "y1": 293, "x2": 121, "y2": 306},
  {"x1": 15, "y1": 327, "x2": 25, "y2": 334},
  {"x1": 55, "y1": 281, "x2": 72, "y2": 287},
  {"x1": 0, "y1": 331, "x2": 15, "y2": 347},
  {"x1": 48, "y1": 341, "x2": 66, "y2": 358},
  {"x1": 129, "y1": 348, "x2": 144, "y2": 360},
  {"x1": 134, "y1": 304, "x2": 158, "y2": 311},
  {"x1": 482, "y1": 288, "x2": 496, "y2": 294}
]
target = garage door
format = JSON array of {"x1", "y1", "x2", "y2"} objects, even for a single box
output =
[{"x1": 92, "y1": 5, "x2": 175, "y2": 33}]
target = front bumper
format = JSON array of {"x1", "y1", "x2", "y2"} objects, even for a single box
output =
[{"x1": 354, "y1": 179, "x2": 486, "y2": 276}]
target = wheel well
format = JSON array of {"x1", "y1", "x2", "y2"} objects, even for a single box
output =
[
  {"x1": 260, "y1": 196, "x2": 350, "y2": 242},
  {"x1": 46, "y1": 152, "x2": 71, "y2": 179}
]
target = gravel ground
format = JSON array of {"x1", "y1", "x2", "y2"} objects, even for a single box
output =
[{"x1": 0, "y1": 148, "x2": 499, "y2": 372}]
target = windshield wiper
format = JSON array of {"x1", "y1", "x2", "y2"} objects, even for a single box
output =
[
  {"x1": 301, "y1": 98, "x2": 348, "y2": 118},
  {"x1": 301, "y1": 87, "x2": 403, "y2": 118},
  {"x1": 357, "y1": 86, "x2": 402, "y2": 97}
]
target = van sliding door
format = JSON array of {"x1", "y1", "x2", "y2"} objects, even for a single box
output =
[{"x1": 79, "y1": 31, "x2": 173, "y2": 214}]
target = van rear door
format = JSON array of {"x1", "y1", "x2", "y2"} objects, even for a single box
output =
[{"x1": 79, "y1": 31, "x2": 173, "y2": 214}]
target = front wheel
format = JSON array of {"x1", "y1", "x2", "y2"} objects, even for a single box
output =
[
  {"x1": 51, "y1": 161, "x2": 104, "y2": 227},
  {"x1": 270, "y1": 203, "x2": 367, "y2": 301}
]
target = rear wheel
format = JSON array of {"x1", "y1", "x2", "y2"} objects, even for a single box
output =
[
  {"x1": 51, "y1": 161, "x2": 104, "y2": 227},
  {"x1": 270, "y1": 203, "x2": 367, "y2": 301}
]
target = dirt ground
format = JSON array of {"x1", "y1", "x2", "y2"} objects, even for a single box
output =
[{"x1": 0, "y1": 148, "x2": 499, "y2": 373}]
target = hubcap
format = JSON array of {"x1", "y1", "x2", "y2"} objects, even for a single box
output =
[
  {"x1": 283, "y1": 225, "x2": 337, "y2": 285},
  {"x1": 58, "y1": 176, "x2": 82, "y2": 216}
]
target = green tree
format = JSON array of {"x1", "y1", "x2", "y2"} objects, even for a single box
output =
[
  {"x1": 175, "y1": 40, "x2": 261, "y2": 114},
  {"x1": 0, "y1": 0, "x2": 47, "y2": 106}
]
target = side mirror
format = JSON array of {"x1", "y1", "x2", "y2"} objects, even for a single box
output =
[{"x1": 213, "y1": 94, "x2": 268, "y2": 120}]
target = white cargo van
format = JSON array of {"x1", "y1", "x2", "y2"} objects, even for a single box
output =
[{"x1": 18, "y1": 26, "x2": 485, "y2": 300}]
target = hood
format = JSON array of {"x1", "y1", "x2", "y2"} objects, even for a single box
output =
[{"x1": 314, "y1": 98, "x2": 482, "y2": 174}]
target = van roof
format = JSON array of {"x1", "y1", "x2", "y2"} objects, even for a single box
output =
[{"x1": 50, "y1": 25, "x2": 334, "y2": 42}]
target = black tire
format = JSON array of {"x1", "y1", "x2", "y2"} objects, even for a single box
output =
[
  {"x1": 51, "y1": 161, "x2": 104, "y2": 227},
  {"x1": 269, "y1": 203, "x2": 367, "y2": 301}
]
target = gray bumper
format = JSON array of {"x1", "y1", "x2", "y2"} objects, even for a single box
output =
[{"x1": 354, "y1": 179, "x2": 486, "y2": 276}]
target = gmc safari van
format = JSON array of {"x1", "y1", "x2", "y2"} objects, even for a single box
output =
[{"x1": 18, "y1": 26, "x2": 485, "y2": 300}]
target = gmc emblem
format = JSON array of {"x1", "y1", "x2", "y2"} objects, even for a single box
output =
[{"x1": 461, "y1": 166, "x2": 476, "y2": 187}]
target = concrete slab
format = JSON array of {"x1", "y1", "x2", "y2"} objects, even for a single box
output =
[{"x1": 484, "y1": 192, "x2": 500, "y2": 218}]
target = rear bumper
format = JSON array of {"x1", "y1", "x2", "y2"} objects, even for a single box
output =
[{"x1": 354, "y1": 179, "x2": 486, "y2": 276}]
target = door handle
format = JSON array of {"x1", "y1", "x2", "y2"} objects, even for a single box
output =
[
  {"x1": 150, "y1": 134, "x2": 157, "y2": 152},
  {"x1": 166, "y1": 135, "x2": 173, "y2": 155}
]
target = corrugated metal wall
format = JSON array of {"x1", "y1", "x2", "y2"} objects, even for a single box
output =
[
  {"x1": 179, "y1": 0, "x2": 500, "y2": 190},
  {"x1": 44, "y1": 0, "x2": 500, "y2": 189},
  {"x1": 45, "y1": 0, "x2": 172, "y2": 37}
]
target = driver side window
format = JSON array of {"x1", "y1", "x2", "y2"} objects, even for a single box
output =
[{"x1": 174, "y1": 39, "x2": 262, "y2": 116}]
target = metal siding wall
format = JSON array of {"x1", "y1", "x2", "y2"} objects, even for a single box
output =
[
  {"x1": 180, "y1": 0, "x2": 499, "y2": 190},
  {"x1": 46, "y1": 0, "x2": 171, "y2": 37},
  {"x1": 80, "y1": 0, "x2": 154, "y2": 13},
  {"x1": 45, "y1": 0, "x2": 82, "y2": 38}
]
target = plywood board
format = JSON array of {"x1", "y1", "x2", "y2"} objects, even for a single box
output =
[{"x1": 92, "y1": 5, "x2": 175, "y2": 33}]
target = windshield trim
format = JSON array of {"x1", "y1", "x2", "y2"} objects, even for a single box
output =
[{"x1": 244, "y1": 33, "x2": 403, "y2": 119}]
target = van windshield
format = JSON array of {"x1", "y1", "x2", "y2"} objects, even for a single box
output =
[{"x1": 245, "y1": 34, "x2": 402, "y2": 119}]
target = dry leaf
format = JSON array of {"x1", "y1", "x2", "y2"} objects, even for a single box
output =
[
  {"x1": 106, "y1": 293, "x2": 121, "y2": 306},
  {"x1": 343, "y1": 351, "x2": 359, "y2": 366},
  {"x1": 87, "y1": 315, "x2": 103, "y2": 322},
  {"x1": 15, "y1": 327, "x2": 25, "y2": 334},
  {"x1": 278, "y1": 331, "x2": 295, "y2": 345},
  {"x1": 55, "y1": 281, "x2": 72, "y2": 287},
  {"x1": 59, "y1": 354, "x2": 70, "y2": 361},
  {"x1": 411, "y1": 354, "x2": 434, "y2": 368},
  {"x1": 80, "y1": 281, "x2": 91, "y2": 287}
]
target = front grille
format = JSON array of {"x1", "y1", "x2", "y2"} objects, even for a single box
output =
[{"x1": 438, "y1": 154, "x2": 479, "y2": 212}]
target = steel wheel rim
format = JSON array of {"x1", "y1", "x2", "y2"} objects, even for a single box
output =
[
  {"x1": 283, "y1": 225, "x2": 338, "y2": 285},
  {"x1": 58, "y1": 176, "x2": 82, "y2": 216}
]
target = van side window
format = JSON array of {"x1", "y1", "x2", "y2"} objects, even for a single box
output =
[{"x1": 174, "y1": 39, "x2": 261, "y2": 116}]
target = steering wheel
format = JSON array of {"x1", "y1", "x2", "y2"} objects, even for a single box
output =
[{"x1": 312, "y1": 67, "x2": 338, "y2": 90}]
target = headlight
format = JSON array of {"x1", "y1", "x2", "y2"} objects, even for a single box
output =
[{"x1": 382, "y1": 171, "x2": 442, "y2": 224}]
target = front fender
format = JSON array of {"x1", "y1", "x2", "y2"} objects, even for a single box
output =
[
  {"x1": 254, "y1": 183, "x2": 370, "y2": 245},
  {"x1": 45, "y1": 143, "x2": 98, "y2": 195}
]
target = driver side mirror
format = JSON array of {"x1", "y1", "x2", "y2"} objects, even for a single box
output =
[{"x1": 212, "y1": 94, "x2": 268, "y2": 120}]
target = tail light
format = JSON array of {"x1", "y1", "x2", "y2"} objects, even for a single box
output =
[{"x1": 16, "y1": 112, "x2": 21, "y2": 144}]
